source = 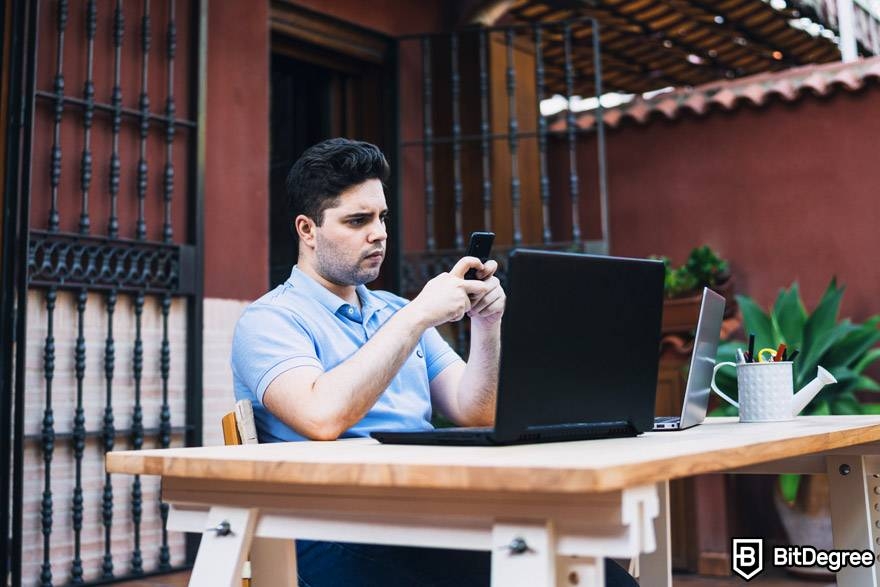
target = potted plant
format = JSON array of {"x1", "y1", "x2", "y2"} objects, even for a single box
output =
[
  {"x1": 656, "y1": 246, "x2": 734, "y2": 334},
  {"x1": 712, "y1": 278, "x2": 880, "y2": 576}
]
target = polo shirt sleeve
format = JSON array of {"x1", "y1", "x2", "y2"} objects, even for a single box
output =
[
  {"x1": 231, "y1": 303, "x2": 323, "y2": 404},
  {"x1": 422, "y1": 326, "x2": 462, "y2": 381}
]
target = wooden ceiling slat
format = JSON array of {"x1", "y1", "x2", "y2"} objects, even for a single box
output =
[{"x1": 499, "y1": 0, "x2": 843, "y2": 96}]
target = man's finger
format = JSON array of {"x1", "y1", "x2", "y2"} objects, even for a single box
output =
[
  {"x1": 477, "y1": 296, "x2": 505, "y2": 318},
  {"x1": 473, "y1": 289, "x2": 502, "y2": 313},
  {"x1": 462, "y1": 279, "x2": 489, "y2": 297},
  {"x1": 450, "y1": 256, "x2": 483, "y2": 279},
  {"x1": 475, "y1": 260, "x2": 498, "y2": 280}
]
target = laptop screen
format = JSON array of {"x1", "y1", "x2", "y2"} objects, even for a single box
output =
[
  {"x1": 678, "y1": 288, "x2": 726, "y2": 428},
  {"x1": 492, "y1": 250, "x2": 665, "y2": 441}
]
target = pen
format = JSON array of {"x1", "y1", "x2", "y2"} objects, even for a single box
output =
[
  {"x1": 788, "y1": 350, "x2": 799, "y2": 362},
  {"x1": 747, "y1": 333, "x2": 756, "y2": 363},
  {"x1": 774, "y1": 343, "x2": 787, "y2": 362},
  {"x1": 736, "y1": 349, "x2": 746, "y2": 364}
]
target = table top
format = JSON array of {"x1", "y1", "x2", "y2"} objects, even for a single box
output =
[{"x1": 105, "y1": 416, "x2": 880, "y2": 493}]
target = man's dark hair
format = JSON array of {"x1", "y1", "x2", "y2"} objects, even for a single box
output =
[{"x1": 286, "y1": 138, "x2": 390, "y2": 233}]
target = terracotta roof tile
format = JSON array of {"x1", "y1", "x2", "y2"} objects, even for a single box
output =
[{"x1": 555, "y1": 55, "x2": 880, "y2": 130}]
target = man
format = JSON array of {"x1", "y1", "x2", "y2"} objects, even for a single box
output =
[{"x1": 231, "y1": 138, "x2": 637, "y2": 586}]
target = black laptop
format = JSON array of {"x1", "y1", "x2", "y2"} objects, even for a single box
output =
[{"x1": 370, "y1": 249, "x2": 665, "y2": 446}]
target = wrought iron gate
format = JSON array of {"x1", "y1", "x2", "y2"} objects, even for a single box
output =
[
  {"x1": 396, "y1": 16, "x2": 608, "y2": 354},
  {"x1": 2, "y1": 1, "x2": 206, "y2": 585}
]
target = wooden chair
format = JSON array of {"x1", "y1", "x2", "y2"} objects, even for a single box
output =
[
  {"x1": 222, "y1": 399, "x2": 259, "y2": 446},
  {"x1": 221, "y1": 399, "x2": 259, "y2": 586}
]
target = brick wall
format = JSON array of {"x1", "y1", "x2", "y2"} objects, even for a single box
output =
[{"x1": 19, "y1": 292, "x2": 248, "y2": 585}]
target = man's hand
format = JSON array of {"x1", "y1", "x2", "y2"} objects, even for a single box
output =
[
  {"x1": 466, "y1": 259, "x2": 506, "y2": 326},
  {"x1": 409, "y1": 257, "x2": 488, "y2": 328}
]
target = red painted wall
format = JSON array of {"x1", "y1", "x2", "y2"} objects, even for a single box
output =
[
  {"x1": 204, "y1": 1, "x2": 270, "y2": 299},
  {"x1": 204, "y1": 1, "x2": 450, "y2": 299},
  {"x1": 592, "y1": 88, "x2": 880, "y2": 321}
]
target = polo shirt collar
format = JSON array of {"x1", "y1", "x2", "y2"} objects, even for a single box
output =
[{"x1": 287, "y1": 266, "x2": 388, "y2": 323}]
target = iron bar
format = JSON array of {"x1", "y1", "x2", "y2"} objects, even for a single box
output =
[
  {"x1": 592, "y1": 18, "x2": 609, "y2": 254},
  {"x1": 451, "y1": 32, "x2": 463, "y2": 249},
  {"x1": 49, "y1": 0, "x2": 69, "y2": 233},
  {"x1": 130, "y1": 292, "x2": 145, "y2": 574},
  {"x1": 421, "y1": 37, "x2": 435, "y2": 251},
  {"x1": 400, "y1": 127, "x2": 594, "y2": 147},
  {"x1": 4, "y1": 2, "x2": 40, "y2": 583},
  {"x1": 136, "y1": 0, "x2": 152, "y2": 240},
  {"x1": 101, "y1": 290, "x2": 117, "y2": 578},
  {"x1": 478, "y1": 29, "x2": 492, "y2": 231},
  {"x1": 505, "y1": 29, "x2": 522, "y2": 246},
  {"x1": 158, "y1": 293, "x2": 172, "y2": 569},
  {"x1": 35, "y1": 91, "x2": 197, "y2": 128},
  {"x1": 28, "y1": 230, "x2": 184, "y2": 293},
  {"x1": 24, "y1": 425, "x2": 190, "y2": 443},
  {"x1": 71, "y1": 288, "x2": 88, "y2": 584},
  {"x1": 79, "y1": 0, "x2": 97, "y2": 235},
  {"x1": 534, "y1": 24, "x2": 552, "y2": 244},
  {"x1": 40, "y1": 288, "x2": 57, "y2": 587},
  {"x1": 185, "y1": 0, "x2": 209, "y2": 562},
  {"x1": 563, "y1": 22, "x2": 581, "y2": 243},
  {"x1": 109, "y1": 0, "x2": 124, "y2": 238},
  {"x1": 163, "y1": 0, "x2": 177, "y2": 243}
]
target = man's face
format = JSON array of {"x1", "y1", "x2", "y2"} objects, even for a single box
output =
[{"x1": 312, "y1": 178, "x2": 388, "y2": 286}]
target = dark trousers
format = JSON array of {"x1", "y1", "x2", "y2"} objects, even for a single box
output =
[{"x1": 296, "y1": 540, "x2": 640, "y2": 587}]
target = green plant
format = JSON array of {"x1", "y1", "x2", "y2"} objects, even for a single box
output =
[
  {"x1": 654, "y1": 246, "x2": 729, "y2": 299},
  {"x1": 711, "y1": 278, "x2": 880, "y2": 500},
  {"x1": 685, "y1": 245, "x2": 729, "y2": 287}
]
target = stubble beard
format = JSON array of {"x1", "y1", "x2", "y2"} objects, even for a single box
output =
[{"x1": 315, "y1": 233, "x2": 382, "y2": 286}]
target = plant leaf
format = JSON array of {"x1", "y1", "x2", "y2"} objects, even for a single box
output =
[
  {"x1": 800, "y1": 278, "x2": 844, "y2": 367},
  {"x1": 855, "y1": 375, "x2": 880, "y2": 392},
  {"x1": 736, "y1": 294, "x2": 776, "y2": 351},
  {"x1": 779, "y1": 474, "x2": 801, "y2": 504},
  {"x1": 830, "y1": 391, "x2": 863, "y2": 415},
  {"x1": 821, "y1": 318, "x2": 880, "y2": 371},
  {"x1": 795, "y1": 321, "x2": 858, "y2": 386},
  {"x1": 854, "y1": 347, "x2": 880, "y2": 374},
  {"x1": 812, "y1": 400, "x2": 831, "y2": 415},
  {"x1": 771, "y1": 284, "x2": 807, "y2": 347}
]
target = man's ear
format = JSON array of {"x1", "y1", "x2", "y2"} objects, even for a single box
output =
[{"x1": 294, "y1": 215, "x2": 317, "y2": 247}]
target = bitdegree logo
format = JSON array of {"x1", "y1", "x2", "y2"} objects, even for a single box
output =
[
  {"x1": 773, "y1": 545, "x2": 876, "y2": 572},
  {"x1": 732, "y1": 537, "x2": 878, "y2": 580},
  {"x1": 732, "y1": 538, "x2": 763, "y2": 580}
]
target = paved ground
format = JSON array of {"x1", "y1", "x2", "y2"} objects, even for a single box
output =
[{"x1": 116, "y1": 567, "x2": 835, "y2": 586}]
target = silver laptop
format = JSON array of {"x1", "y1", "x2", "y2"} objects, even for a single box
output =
[{"x1": 653, "y1": 288, "x2": 725, "y2": 431}]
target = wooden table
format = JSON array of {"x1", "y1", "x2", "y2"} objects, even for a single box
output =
[{"x1": 106, "y1": 416, "x2": 880, "y2": 587}]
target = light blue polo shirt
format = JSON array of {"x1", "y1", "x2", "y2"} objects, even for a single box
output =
[{"x1": 231, "y1": 266, "x2": 461, "y2": 442}]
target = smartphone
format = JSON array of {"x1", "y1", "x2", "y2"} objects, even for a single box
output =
[{"x1": 463, "y1": 231, "x2": 495, "y2": 280}]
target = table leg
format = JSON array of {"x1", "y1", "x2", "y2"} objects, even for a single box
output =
[
  {"x1": 491, "y1": 521, "x2": 557, "y2": 587},
  {"x1": 826, "y1": 455, "x2": 880, "y2": 587},
  {"x1": 637, "y1": 480, "x2": 671, "y2": 587},
  {"x1": 557, "y1": 555, "x2": 605, "y2": 587},
  {"x1": 249, "y1": 537, "x2": 297, "y2": 587},
  {"x1": 190, "y1": 506, "x2": 258, "y2": 587}
]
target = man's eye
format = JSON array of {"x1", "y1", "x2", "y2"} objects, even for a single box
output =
[{"x1": 348, "y1": 218, "x2": 365, "y2": 226}]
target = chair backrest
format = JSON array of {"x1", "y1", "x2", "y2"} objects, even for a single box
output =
[{"x1": 222, "y1": 399, "x2": 259, "y2": 446}]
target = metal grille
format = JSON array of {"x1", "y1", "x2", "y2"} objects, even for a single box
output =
[
  {"x1": 397, "y1": 18, "x2": 608, "y2": 354},
  {"x1": 2, "y1": 0, "x2": 206, "y2": 585}
]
